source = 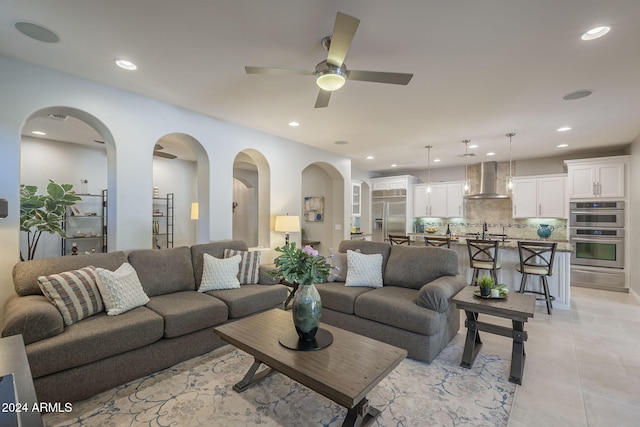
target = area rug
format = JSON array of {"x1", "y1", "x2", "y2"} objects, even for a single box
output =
[{"x1": 43, "y1": 335, "x2": 515, "y2": 427}]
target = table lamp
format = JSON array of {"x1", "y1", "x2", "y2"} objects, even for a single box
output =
[{"x1": 274, "y1": 215, "x2": 300, "y2": 244}]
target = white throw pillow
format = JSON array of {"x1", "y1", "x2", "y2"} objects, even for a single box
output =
[
  {"x1": 198, "y1": 253, "x2": 242, "y2": 292},
  {"x1": 345, "y1": 250, "x2": 384, "y2": 288},
  {"x1": 95, "y1": 263, "x2": 150, "y2": 316}
]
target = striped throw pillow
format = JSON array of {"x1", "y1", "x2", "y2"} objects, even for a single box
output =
[
  {"x1": 223, "y1": 249, "x2": 261, "y2": 284},
  {"x1": 38, "y1": 266, "x2": 104, "y2": 326}
]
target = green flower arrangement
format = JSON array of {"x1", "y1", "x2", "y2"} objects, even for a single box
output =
[{"x1": 272, "y1": 242, "x2": 331, "y2": 286}]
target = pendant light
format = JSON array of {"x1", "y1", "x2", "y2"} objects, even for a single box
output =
[
  {"x1": 424, "y1": 146, "x2": 433, "y2": 194},
  {"x1": 506, "y1": 132, "x2": 516, "y2": 194},
  {"x1": 462, "y1": 140, "x2": 471, "y2": 194}
]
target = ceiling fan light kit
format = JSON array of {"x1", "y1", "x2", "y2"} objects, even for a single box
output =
[{"x1": 315, "y1": 62, "x2": 347, "y2": 91}]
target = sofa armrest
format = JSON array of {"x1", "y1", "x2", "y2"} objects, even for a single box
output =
[
  {"x1": 2, "y1": 294, "x2": 64, "y2": 345},
  {"x1": 415, "y1": 275, "x2": 467, "y2": 313},
  {"x1": 258, "y1": 265, "x2": 280, "y2": 285}
]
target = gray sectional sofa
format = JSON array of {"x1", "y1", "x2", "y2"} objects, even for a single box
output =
[
  {"x1": 316, "y1": 240, "x2": 467, "y2": 362},
  {"x1": 1, "y1": 240, "x2": 287, "y2": 404}
]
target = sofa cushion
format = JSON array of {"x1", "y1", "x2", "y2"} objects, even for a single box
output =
[
  {"x1": 191, "y1": 240, "x2": 249, "y2": 288},
  {"x1": 338, "y1": 240, "x2": 392, "y2": 275},
  {"x1": 327, "y1": 252, "x2": 348, "y2": 282},
  {"x1": 26, "y1": 306, "x2": 164, "y2": 379},
  {"x1": 145, "y1": 291, "x2": 228, "y2": 338},
  {"x1": 1, "y1": 295, "x2": 65, "y2": 345},
  {"x1": 224, "y1": 249, "x2": 260, "y2": 284},
  {"x1": 354, "y1": 286, "x2": 444, "y2": 336},
  {"x1": 345, "y1": 250, "x2": 383, "y2": 288},
  {"x1": 198, "y1": 253, "x2": 241, "y2": 291},
  {"x1": 384, "y1": 245, "x2": 459, "y2": 290},
  {"x1": 128, "y1": 246, "x2": 196, "y2": 297},
  {"x1": 37, "y1": 266, "x2": 103, "y2": 326},
  {"x1": 416, "y1": 275, "x2": 468, "y2": 313},
  {"x1": 315, "y1": 282, "x2": 373, "y2": 314},
  {"x1": 95, "y1": 263, "x2": 150, "y2": 316},
  {"x1": 13, "y1": 251, "x2": 127, "y2": 296},
  {"x1": 205, "y1": 284, "x2": 288, "y2": 319}
]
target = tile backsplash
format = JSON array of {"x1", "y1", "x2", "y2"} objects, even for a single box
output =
[{"x1": 415, "y1": 197, "x2": 568, "y2": 241}]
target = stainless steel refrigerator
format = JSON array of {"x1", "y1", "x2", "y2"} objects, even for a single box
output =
[{"x1": 372, "y1": 189, "x2": 407, "y2": 243}]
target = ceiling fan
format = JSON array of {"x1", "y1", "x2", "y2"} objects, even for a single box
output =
[
  {"x1": 153, "y1": 144, "x2": 177, "y2": 159},
  {"x1": 245, "y1": 12, "x2": 413, "y2": 108}
]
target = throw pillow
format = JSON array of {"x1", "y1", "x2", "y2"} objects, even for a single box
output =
[
  {"x1": 198, "y1": 253, "x2": 242, "y2": 291},
  {"x1": 95, "y1": 263, "x2": 150, "y2": 316},
  {"x1": 345, "y1": 250, "x2": 384, "y2": 288},
  {"x1": 327, "y1": 252, "x2": 348, "y2": 282},
  {"x1": 223, "y1": 249, "x2": 260, "y2": 284},
  {"x1": 38, "y1": 266, "x2": 104, "y2": 326}
]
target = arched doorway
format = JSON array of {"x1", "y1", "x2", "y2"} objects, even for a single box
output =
[{"x1": 232, "y1": 150, "x2": 270, "y2": 248}]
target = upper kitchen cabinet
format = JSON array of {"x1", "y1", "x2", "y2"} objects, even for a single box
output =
[
  {"x1": 512, "y1": 175, "x2": 566, "y2": 218},
  {"x1": 351, "y1": 180, "x2": 361, "y2": 217},
  {"x1": 565, "y1": 156, "x2": 628, "y2": 199},
  {"x1": 371, "y1": 175, "x2": 417, "y2": 191},
  {"x1": 413, "y1": 181, "x2": 464, "y2": 218}
]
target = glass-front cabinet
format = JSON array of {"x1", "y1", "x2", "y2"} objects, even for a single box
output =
[
  {"x1": 351, "y1": 181, "x2": 361, "y2": 217},
  {"x1": 61, "y1": 190, "x2": 107, "y2": 255}
]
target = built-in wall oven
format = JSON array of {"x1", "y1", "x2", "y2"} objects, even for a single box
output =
[{"x1": 569, "y1": 201, "x2": 626, "y2": 290}]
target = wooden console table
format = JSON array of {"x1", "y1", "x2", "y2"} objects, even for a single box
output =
[{"x1": 451, "y1": 286, "x2": 536, "y2": 385}]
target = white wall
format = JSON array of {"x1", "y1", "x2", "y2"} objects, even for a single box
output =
[
  {"x1": 301, "y1": 165, "x2": 334, "y2": 254},
  {"x1": 630, "y1": 137, "x2": 640, "y2": 297},
  {"x1": 0, "y1": 55, "x2": 352, "y2": 313}
]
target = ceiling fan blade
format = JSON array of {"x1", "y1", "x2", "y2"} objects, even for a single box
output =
[
  {"x1": 245, "y1": 66, "x2": 314, "y2": 76},
  {"x1": 347, "y1": 70, "x2": 413, "y2": 85},
  {"x1": 153, "y1": 151, "x2": 177, "y2": 159},
  {"x1": 314, "y1": 89, "x2": 331, "y2": 108},
  {"x1": 326, "y1": 12, "x2": 360, "y2": 67}
]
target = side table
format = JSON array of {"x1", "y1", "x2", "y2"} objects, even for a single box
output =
[
  {"x1": 0, "y1": 335, "x2": 43, "y2": 426},
  {"x1": 451, "y1": 286, "x2": 536, "y2": 385}
]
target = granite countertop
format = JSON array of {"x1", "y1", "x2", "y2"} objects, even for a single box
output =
[{"x1": 409, "y1": 233, "x2": 573, "y2": 252}]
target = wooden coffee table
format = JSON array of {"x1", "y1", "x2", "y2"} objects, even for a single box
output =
[
  {"x1": 451, "y1": 286, "x2": 536, "y2": 385},
  {"x1": 214, "y1": 309, "x2": 407, "y2": 427}
]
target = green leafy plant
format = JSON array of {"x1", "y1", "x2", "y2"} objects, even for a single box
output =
[
  {"x1": 477, "y1": 274, "x2": 495, "y2": 290},
  {"x1": 20, "y1": 181, "x2": 82, "y2": 260},
  {"x1": 272, "y1": 242, "x2": 331, "y2": 286}
]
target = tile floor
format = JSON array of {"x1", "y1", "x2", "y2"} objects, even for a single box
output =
[{"x1": 461, "y1": 286, "x2": 640, "y2": 426}]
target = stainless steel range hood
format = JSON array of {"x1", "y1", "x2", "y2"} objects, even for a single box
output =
[{"x1": 465, "y1": 161, "x2": 510, "y2": 199}]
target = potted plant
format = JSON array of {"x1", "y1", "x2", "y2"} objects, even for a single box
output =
[
  {"x1": 272, "y1": 242, "x2": 331, "y2": 341},
  {"x1": 20, "y1": 181, "x2": 82, "y2": 260},
  {"x1": 477, "y1": 274, "x2": 494, "y2": 297}
]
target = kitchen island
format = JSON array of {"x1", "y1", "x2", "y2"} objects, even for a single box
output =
[{"x1": 410, "y1": 234, "x2": 572, "y2": 309}]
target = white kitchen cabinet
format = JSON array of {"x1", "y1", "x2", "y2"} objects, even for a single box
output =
[
  {"x1": 565, "y1": 157, "x2": 627, "y2": 199},
  {"x1": 351, "y1": 181, "x2": 361, "y2": 217},
  {"x1": 512, "y1": 175, "x2": 566, "y2": 218},
  {"x1": 413, "y1": 181, "x2": 464, "y2": 218},
  {"x1": 371, "y1": 175, "x2": 416, "y2": 192}
]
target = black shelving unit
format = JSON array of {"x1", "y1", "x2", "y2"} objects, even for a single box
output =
[
  {"x1": 61, "y1": 190, "x2": 107, "y2": 255},
  {"x1": 152, "y1": 193, "x2": 174, "y2": 249}
]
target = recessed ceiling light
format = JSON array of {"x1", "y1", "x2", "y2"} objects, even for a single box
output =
[
  {"x1": 288, "y1": 121, "x2": 300, "y2": 127},
  {"x1": 114, "y1": 59, "x2": 137, "y2": 70},
  {"x1": 14, "y1": 21, "x2": 60, "y2": 43},
  {"x1": 390, "y1": 164, "x2": 398, "y2": 168},
  {"x1": 434, "y1": 158, "x2": 441, "y2": 162},
  {"x1": 366, "y1": 156, "x2": 374, "y2": 160},
  {"x1": 581, "y1": 26, "x2": 611, "y2": 41},
  {"x1": 563, "y1": 90, "x2": 593, "y2": 100},
  {"x1": 557, "y1": 144, "x2": 569, "y2": 148},
  {"x1": 486, "y1": 152, "x2": 495, "y2": 156},
  {"x1": 31, "y1": 130, "x2": 46, "y2": 136},
  {"x1": 334, "y1": 140, "x2": 348, "y2": 145},
  {"x1": 557, "y1": 126, "x2": 572, "y2": 132},
  {"x1": 469, "y1": 144, "x2": 478, "y2": 149}
]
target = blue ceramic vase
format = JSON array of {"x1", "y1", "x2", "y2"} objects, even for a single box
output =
[
  {"x1": 292, "y1": 283, "x2": 322, "y2": 341},
  {"x1": 537, "y1": 224, "x2": 554, "y2": 238}
]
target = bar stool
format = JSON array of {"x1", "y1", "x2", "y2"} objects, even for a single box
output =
[
  {"x1": 424, "y1": 236, "x2": 450, "y2": 248},
  {"x1": 517, "y1": 241, "x2": 557, "y2": 314},
  {"x1": 389, "y1": 234, "x2": 410, "y2": 245},
  {"x1": 466, "y1": 239, "x2": 501, "y2": 285}
]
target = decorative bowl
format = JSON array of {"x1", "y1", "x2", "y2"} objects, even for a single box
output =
[
  {"x1": 425, "y1": 227, "x2": 437, "y2": 234},
  {"x1": 74, "y1": 232, "x2": 87, "y2": 238}
]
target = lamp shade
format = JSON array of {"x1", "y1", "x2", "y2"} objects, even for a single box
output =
[
  {"x1": 274, "y1": 215, "x2": 300, "y2": 233},
  {"x1": 190, "y1": 202, "x2": 199, "y2": 220}
]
